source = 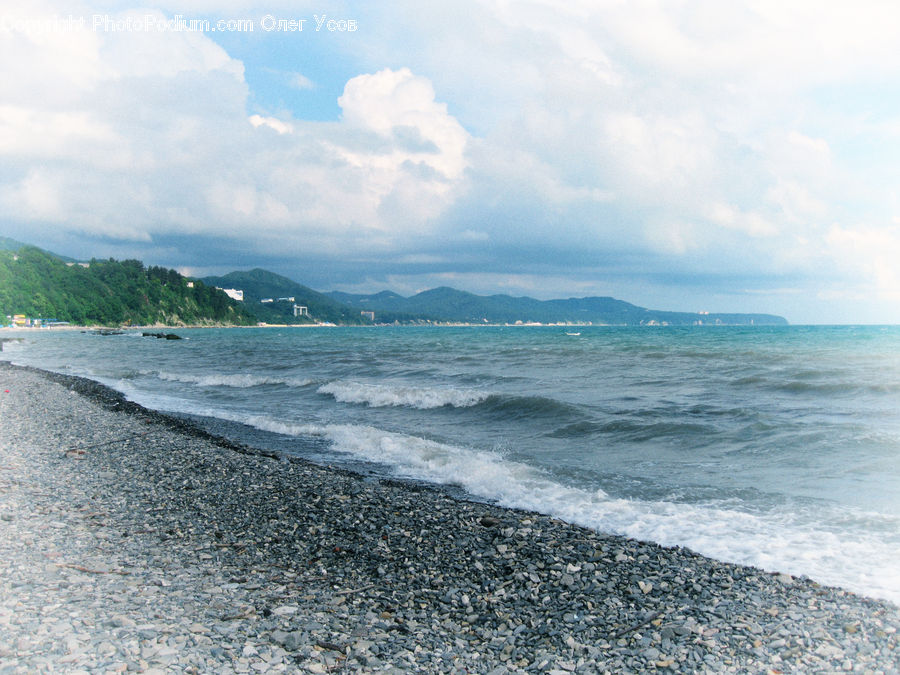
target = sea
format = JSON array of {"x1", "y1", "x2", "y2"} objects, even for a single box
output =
[{"x1": 3, "y1": 325, "x2": 899, "y2": 605}]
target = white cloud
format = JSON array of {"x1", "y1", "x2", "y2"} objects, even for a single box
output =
[
  {"x1": 0, "y1": 105, "x2": 119, "y2": 161},
  {"x1": 766, "y1": 181, "x2": 828, "y2": 223},
  {"x1": 99, "y1": 10, "x2": 244, "y2": 80},
  {"x1": 592, "y1": 0, "x2": 900, "y2": 87},
  {"x1": 10, "y1": 170, "x2": 64, "y2": 221},
  {"x1": 642, "y1": 220, "x2": 699, "y2": 256},
  {"x1": 826, "y1": 224, "x2": 900, "y2": 300},
  {"x1": 288, "y1": 72, "x2": 314, "y2": 90},
  {"x1": 0, "y1": 4, "x2": 470, "y2": 256},
  {"x1": 0, "y1": 7, "x2": 107, "y2": 105},
  {"x1": 248, "y1": 114, "x2": 294, "y2": 134},
  {"x1": 338, "y1": 67, "x2": 469, "y2": 181},
  {"x1": 602, "y1": 112, "x2": 715, "y2": 199},
  {"x1": 206, "y1": 70, "x2": 471, "y2": 246},
  {"x1": 708, "y1": 203, "x2": 778, "y2": 238}
]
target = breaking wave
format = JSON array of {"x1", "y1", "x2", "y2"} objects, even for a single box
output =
[
  {"x1": 156, "y1": 372, "x2": 313, "y2": 388},
  {"x1": 318, "y1": 380, "x2": 490, "y2": 409}
]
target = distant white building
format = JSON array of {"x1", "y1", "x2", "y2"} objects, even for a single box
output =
[
  {"x1": 294, "y1": 305, "x2": 308, "y2": 317},
  {"x1": 361, "y1": 311, "x2": 375, "y2": 321},
  {"x1": 217, "y1": 288, "x2": 244, "y2": 302}
]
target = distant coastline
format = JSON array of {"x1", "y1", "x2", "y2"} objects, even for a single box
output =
[
  {"x1": 2, "y1": 242, "x2": 789, "y2": 329},
  {"x1": 2, "y1": 320, "x2": 791, "y2": 335}
]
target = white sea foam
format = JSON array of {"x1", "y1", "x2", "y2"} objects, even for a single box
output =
[
  {"x1": 0, "y1": 339, "x2": 25, "y2": 353},
  {"x1": 221, "y1": 412, "x2": 900, "y2": 605},
  {"x1": 318, "y1": 380, "x2": 490, "y2": 409},
  {"x1": 156, "y1": 372, "x2": 312, "y2": 388}
]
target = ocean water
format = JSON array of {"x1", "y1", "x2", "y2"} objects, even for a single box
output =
[{"x1": 3, "y1": 325, "x2": 899, "y2": 604}]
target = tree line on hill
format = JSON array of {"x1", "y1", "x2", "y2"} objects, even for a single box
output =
[
  {"x1": 0, "y1": 247, "x2": 253, "y2": 326},
  {"x1": 200, "y1": 269, "x2": 372, "y2": 325}
]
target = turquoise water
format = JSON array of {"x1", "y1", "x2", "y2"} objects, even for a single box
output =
[{"x1": 3, "y1": 325, "x2": 899, "y2": 603}]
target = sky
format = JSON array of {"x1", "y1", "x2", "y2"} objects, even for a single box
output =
[{"x1": 3, "y1": 1, "x2": 900, "y2": 324}]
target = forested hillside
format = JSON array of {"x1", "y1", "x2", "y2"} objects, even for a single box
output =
[
  {"x1": 201, "y1": 268, "x2": 370, "y2": 325},
  {"x1": 0, "y1": 247, "x2": 253, "y2": 326}
]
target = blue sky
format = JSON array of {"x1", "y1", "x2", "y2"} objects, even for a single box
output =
[{"x1": 3, "y1": 1, "x2": 900, "y2": 323}]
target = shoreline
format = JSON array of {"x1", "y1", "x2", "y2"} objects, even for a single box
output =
[
  {"x1": 1, "y1": 361, "x2": 897, "y2": 673},
  {"x1": 2, "y1": 321, "x2": 792, "y2": 333}
]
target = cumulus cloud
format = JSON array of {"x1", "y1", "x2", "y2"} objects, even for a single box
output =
[
  {"x1": 707, "y1": 204, "x2": 778, "y2": 238},
  {"x1": 0, "y1": 3, "x2": 470, "y2": 259},
  {"x1": 247, "y1": 114, "x2": 293, "y2": 134},
  {"x1": 337, "y1": 67, "x2": 468, "y2": 181},
  {"x1": 236, "y1": 68, "x2": 471, "y2": 240},
  {"x1": 826, "y1": 224, "x2": 900, "y2": 301}
]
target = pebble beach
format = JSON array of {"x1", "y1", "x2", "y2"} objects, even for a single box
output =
[{"x1": 0, "y1": 361, "x2": 897, "y2": 674}]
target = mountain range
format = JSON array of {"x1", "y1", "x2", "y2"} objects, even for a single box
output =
[
  {"x1": 202, "y1": 268, "x2": 787, "y2": 326},
  {"x1": 328, "y1": 286, "x2": 788, "y2": 326},
  {"x1": 0, "y1": 237, "x2": 788, "y2": 326},
  {"x1": 200, "y1": 269, "x2": 364, "y2": 325}
]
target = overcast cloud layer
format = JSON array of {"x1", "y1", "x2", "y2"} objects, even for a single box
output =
[{"x1": 3, "y1": 1, "x2": 900, "y2": 323}]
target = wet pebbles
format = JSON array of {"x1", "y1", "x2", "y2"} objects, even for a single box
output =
[{"x1": 0, "y1": 362, "x2": 897, "y2": 673}]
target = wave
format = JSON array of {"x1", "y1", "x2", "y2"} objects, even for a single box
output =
[
  {"x1": 156, "y1": 371, "x2": 313, "y2": 388},
  {"x1": 318, "y1": 380, "x2": 490, "y2": 409},
  {"x1": 546, "y1": 420, "x2": 609, "y2": 438},
  {"x1": 773, "y1": 380, "x2": 900, "y2": 396},
  {"x1": 220, "y1": 412, "x2": 900, "y2": 605},
  {"x1": 477, "y1": 394, "x2": 584, "y2": 420},
  {"x1": 317, "y1": 382, "x2": 587, "y2": 423},
  {"x1": 547, "y1": 417, "x2": 715, "y2": 441},
  {"x1": 731, "y1": 376, "x2": 900, "y2": 397}
]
